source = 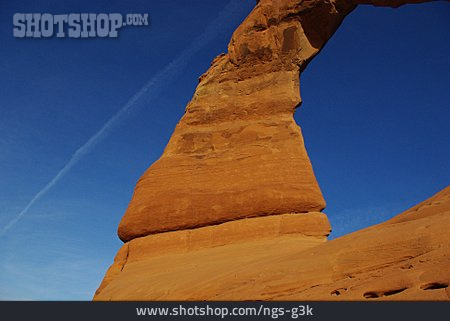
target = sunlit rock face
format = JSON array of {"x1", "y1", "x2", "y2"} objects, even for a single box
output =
[
  {"x1": 95, "y1": 0, "x2": 447, "y2": 301},
  {"x1": 95, "y1": 187, "x2": 450, "y2": 301}
]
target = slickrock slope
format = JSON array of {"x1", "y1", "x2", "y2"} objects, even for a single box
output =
[
  {"x1": 95, "y1": 187, "x2": 450, "y2": 300},
  {"x1": 96, "y1": 0, "x2": 448, "y2": 301}
]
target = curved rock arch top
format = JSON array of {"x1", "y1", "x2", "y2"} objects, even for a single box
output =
[{"x1": 117, "y1": 0, "x2": 446, "y2": 242}]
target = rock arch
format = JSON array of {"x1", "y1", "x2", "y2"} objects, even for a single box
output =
[{"x1": 117, "y1": 0, "x2": 441, "y2": 242}]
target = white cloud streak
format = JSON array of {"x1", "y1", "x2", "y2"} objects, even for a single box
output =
[{"x1": 0, "y1": 0, "x2": 245, "y2": 237}]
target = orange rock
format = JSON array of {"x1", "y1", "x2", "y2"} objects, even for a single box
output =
[
  {"x1": 96, "y1": 212, "x2": 331, "y2": 297},
  {"x1": 118, "y1": 0, "x2": 437, "y2": 242},
  {"x1": 96, "y1": 0, "x2": 446, "y2": 301},
  {"x1": 94, "y1": 187, "x2": 450, "y2": 301}
]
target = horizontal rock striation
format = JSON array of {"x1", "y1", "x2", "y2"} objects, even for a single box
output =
[
  {"x1": 96, "y1": 212, "x2": 331, "y2": 296},
  {"x1": 95, "y1": 0, "x2": 446, "y2": 301},
  {"x1": 95, "y1": 187, "x2": 450, "y2": 301},
  {"x1": 118, "y1": 0, "x2": 438, "y2": 242}
]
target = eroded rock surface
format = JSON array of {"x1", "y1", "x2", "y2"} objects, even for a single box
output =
[
  {"x1": 95, "y1": 187, "x2": 450, "y2": 300},
  {"x1": 96, "y1": 212, "x2": 331, "y2": 297},
  {"x1": 96, "y1": 0, "x2": 448, "y2": 301},
  {"x1": 118, "y1": 0, "x2": 438, "y2": 242}
]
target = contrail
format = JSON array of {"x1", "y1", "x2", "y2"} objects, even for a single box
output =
[{"x1": 1, "y1": 0, "x2": 246, "y2": 237}]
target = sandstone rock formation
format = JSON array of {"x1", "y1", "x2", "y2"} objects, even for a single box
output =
[
  {"x1": 95, "y1": 0, "x2": 448, "y2": 300},
  {"x1": 118, "y1": 0, "x2": 439, "y2": 242},
  {"x1": 95, "y1": 186, "x2": 450, "y2": 300}
]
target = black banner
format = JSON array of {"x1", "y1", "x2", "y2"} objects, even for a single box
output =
[{"x1": 0, "y1": 302, "x2": 448, "y2": 321}]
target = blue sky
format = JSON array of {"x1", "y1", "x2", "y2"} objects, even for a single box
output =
[{"x1": 0, "y1": 0, "x2": 449, "y2": 300}]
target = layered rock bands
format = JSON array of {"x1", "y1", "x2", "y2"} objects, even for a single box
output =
[{"x1": 95, "y1": 0, "x2": 448, "y2": 301}]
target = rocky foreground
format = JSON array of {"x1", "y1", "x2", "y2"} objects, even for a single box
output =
[
  {"x1": 95, "y1": 0, "x2": 449, "y2": 300},
  {"x1": 94, "y1": 186, "x2": 449, "y2": 300}
]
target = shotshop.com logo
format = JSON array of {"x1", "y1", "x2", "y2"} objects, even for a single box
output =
[{"x1": 13, "y1": 13, "x2": 149, "y2": 38}]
